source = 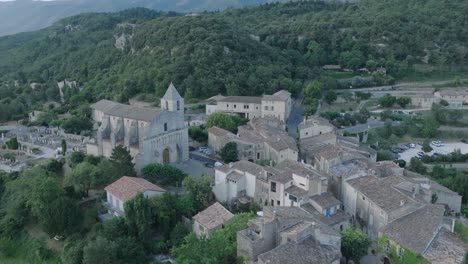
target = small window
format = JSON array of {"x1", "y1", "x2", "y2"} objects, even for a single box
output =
[
  {"x1": 271, "y1": 199, "x2": 274, "y2": 206},
  {"x1": 177, "y1": 100, "x2": 180, "y2": 111},
  {"x1": 289, "y1": 195, "x2": 297, "y2": 202},
  {"x1": 165, "y1": 101, "x2": 169, "y2": 110},
  {"x1": 264, "y1": 106, "x2": 268, "y2": 110},
  {"x1": 270, "y1": 182, "x2": 277, "y2": 193},
  {"x1": 271, "y1": 106, "x2": 274, "y2": 111},
  {"x1": 164, "y1": 123, "x2": 168, "y2": 131},
  {"x1": 277, "y1": 200, "x2": 280, "y2": 206},
  {"x1": 257, "y1": 153, "x2": 260, "y2": 159},
  {"x1": 362, "y1": 196, "x2": 365, "y2": 200},
  {"x1": 234, "y1": 104, "x2": 237, "y2": 109}
]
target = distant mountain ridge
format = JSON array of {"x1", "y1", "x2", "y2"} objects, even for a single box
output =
[{"x1": 0, "y1": 0, "x2": 294, "y2": 36}]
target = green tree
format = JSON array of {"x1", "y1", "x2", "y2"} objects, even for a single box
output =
[
  {"x1": 124, "y1": 193, "x2": 153, "y2": 244},
  {"x1": 448, "y1": 110, "x2": 463, "y2": 124},
  {"x1": 68, "y1": 151, "x2": 85, "y2": 167},
  {"x1": 379, "y1": 94, "x2": 396, "y2": 108},
  {"x1": 5, "y1": 137, "x2": 18, "y2": 150},
  {"x1": 61, "y1": 139, "x2": 67, "y2": 155},
  {"x1": 182, "y1": 174, "x2": 213, "y2": 212},
  {"x1": 421, "y1": 116, "x2": 439, "y2": 138},
  {"x1": 206, "y1": 112, "x2": 237, "y2": 133},
  {"x1": 409, "y1": 158, "x2": 427, "y2": 175},
  {"x1": 61, "y1": 116, "x2": 92, "y2": 135},
  {"x1": 188, "y1": 126, "x2": 208, "y2": 142},
  {"x1": 66, "y1": 162, "x2": 100, "y2": 196},
  {"x1": 83, "y1": 237, "x2": 119, "y2": 264},
  {"x1": 150, "y1": 193, "x2": 194, "y2": 238},
  {"x1": 29, "y1": 177, "x2": 82, "y2": 236},
  {"x1": 220, "y1": 142, "x2": 239, "y2": 163},
  {"x1": 324, "y1": 90, "x2": 337, "y2": 104},
  {"x1": 340, "y1": 227, "x2": 369, "y2": 262},
  {"x1": 142, "y1": 163, "x2": 187, "y2": 186},
  {"x1": 396, "y1": 97, "x2": 411, "y2": 108},
  {"x1": 172, "y1": 213, "x2": 253, "y2": 264},
  {"x1": 422, "y1": 139, "x2": 433, "y2": 153},
  {"x1": 62, "y1": 238, "x2": 85, "y2": 264},
  {"x1": 110, "y1": 145, "x2": 136, "y2": 176}
]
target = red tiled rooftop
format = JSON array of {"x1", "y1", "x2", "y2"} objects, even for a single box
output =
[{"x1": 105, "y1": 176, "x2": 166, "y2": 202}]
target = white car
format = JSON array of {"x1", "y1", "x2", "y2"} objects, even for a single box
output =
[
  {"x1": 409, "y1": 143, "x2": 416, "y2": 148},
  {"x1": 214, "y1": 162, "x2": 224, "y2": 167}
]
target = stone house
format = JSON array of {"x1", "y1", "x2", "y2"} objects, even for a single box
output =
[
  {"x1": 434, "y1": 89, "x2": 468, "y2": 108},
  {"x1": 300, "y1": 192, "x2": 350, "y2": 232},
  {"x1": 205, "y1": 90, "x2": 292, "y2": 122},
  {"x1": 406, "y1": 94, "x2": 439, "y2": 108},
  {"x1": 379, "y1": 204, "x2": 467, "y2": 264},
  {"x1": 87, "y1": 83, "x2": 189, "y2": 172},
  {"x1": 343, "y1": 175, "x2": 423, "y2": 238},
  {"x1": 237, "y1": 207, "x2": 341, "y2": 264},
  {"x1": 103, "y1": 176, "x2": 166, "y2": 218},
  {"x1": 208, "y1": 117, "x2": 298, "y2": 165},
  {"x1": 192, "y1": 202, "x2": 234, "y2": 238},
  {"x1": 298, "y1": 117, "x2": 335, "y2": 140},
  {"x1": 213, "y1": 160, "x2": 328, "y2": 209}
]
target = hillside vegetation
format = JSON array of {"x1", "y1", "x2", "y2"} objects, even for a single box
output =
[{"x1": 0, "y1": 0, "x2": 468, "y2": 122}]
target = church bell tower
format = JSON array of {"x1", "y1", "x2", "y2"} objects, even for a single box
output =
[{"x1": 161, "y1": 82, "x2": 184, "y2": 114}]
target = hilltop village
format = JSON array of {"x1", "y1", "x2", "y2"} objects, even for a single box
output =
[{"x1": 2, "y1": 82, "x2": 467, "y2": 264}]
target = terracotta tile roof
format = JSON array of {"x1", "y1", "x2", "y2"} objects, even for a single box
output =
[
  {"x1": 105, "y1": 176, "x2": 166, "y2": 202},
  {"x1": 193, "y1": 202, "x2": 234, "y2": 230}
]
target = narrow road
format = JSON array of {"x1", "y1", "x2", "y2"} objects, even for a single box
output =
[
  {"x1": 287, "y1": 94, "x2": 304, "y2": 139},
  {"x1": 336, "y1": 78, "x2": 468, "y2": 93}
]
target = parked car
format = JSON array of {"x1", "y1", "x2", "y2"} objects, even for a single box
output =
[
  {"x1": 204, "y1": 162, "x2": 214, "y2": 168},
  {"x1": 199, "y1": 147, "x2": 208, "y2": 152},
  {"x1": 399, "y1": 145, "x2": 409, "y2": 151},
  {"x1": 214, "y1": 162, "x2": 224, "y2": 167},
  {"x1": 417, "y1": 151, "x2": 425, "y2": 157},
  {"x1": 189, "y1": 146, "x2": 196, "y2": 151},
  {"x1": 431, "y1": 141, "x2": 442, "y2": 147},
  {"x1": 462, "y1": 139, "x2": 468, "y2": 144},
  {"x1": 409, "y1": 143, "x2": 416, "y2": 148}
]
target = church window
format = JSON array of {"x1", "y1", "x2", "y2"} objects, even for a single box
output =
[
  {"x1": 177, "y1": 101, "x2": 180, "y2": 111},
  {"x1": 165, "y1": 101, "x2": 169, "y2": 110},
  {"x1": 164, "y1": 123, "x2": 168, "y2": 131}
]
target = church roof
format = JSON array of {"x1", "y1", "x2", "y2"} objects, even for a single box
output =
[
  {"x1": 163, "y1": 83, "x2": 183, "y2": 100},
  {"x1": 91, "y1": 100, "x2": 161, "y2": 122}
]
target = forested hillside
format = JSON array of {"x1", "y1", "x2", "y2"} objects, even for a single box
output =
[{"x1": 1, "y1": 0, "x2": 468, "y2": 122}]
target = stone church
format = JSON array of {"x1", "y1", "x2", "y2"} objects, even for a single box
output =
[{"x1": 86, "y1": 83, "x2": 189, "y2": 171}]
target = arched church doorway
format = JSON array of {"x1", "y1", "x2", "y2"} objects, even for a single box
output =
[{"x1": 163, "y1": 148, "x2": 170, "y2": 164}]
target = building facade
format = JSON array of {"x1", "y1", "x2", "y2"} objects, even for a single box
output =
[
  {"x1": 205, "y1": 90, "x2": 292, "y2": 122},
  {"x1": 87, "y1": 83, "x2": 189, "y2": 171},
  {"x1": 208, "y1": 117, "x2": 298, "y2": 165}
]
